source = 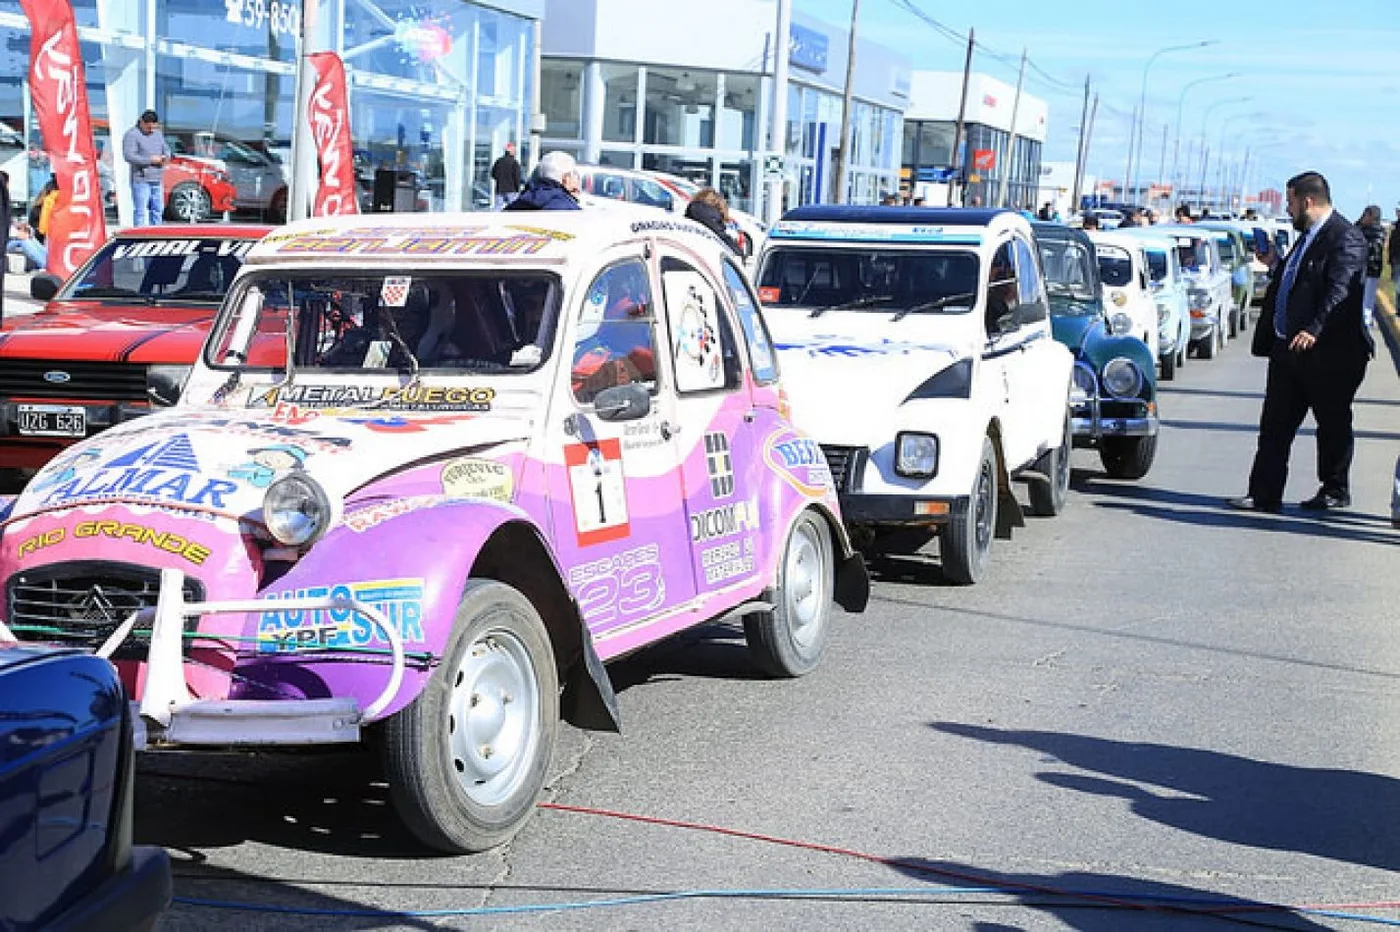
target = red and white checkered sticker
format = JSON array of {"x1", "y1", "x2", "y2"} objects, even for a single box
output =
[{"x1": 380, "y1": 276, "x2": 412, "y2": 307}]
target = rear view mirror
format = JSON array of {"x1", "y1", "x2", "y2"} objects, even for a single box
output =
[
  {"x1": 593, "y1": 383, "x2": 651, "y2": 422},
  {"x1": 30, "y1": 273, "x2": 61, "y2": 301}
]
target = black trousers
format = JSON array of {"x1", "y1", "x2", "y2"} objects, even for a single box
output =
[{"x1": 1247, "y1": 340, "x2": 1367, "y2": 505}]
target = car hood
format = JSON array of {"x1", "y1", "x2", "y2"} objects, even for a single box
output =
[
  {"x1": 1051, "y1": 313, "x2": 1102, "y2": 353},
  {"x1": 768, "y1": 316, "x2": 965, "y2": 442},
  {"x1": 0, "y1": 301, "x2": 216, "y2": 363},
  {"x1": 12, "y1": 405, "x2": 531, "y2": 521}
]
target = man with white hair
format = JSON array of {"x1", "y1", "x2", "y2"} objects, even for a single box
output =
[{"x1": 504, "y1": 151, "x2": 581, "y2": 211}]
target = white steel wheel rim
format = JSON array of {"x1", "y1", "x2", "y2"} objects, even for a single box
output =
[
  {"x1": 447, "y1": 627, "x2": 541, "y2": 808},
  {"x1": 785, "y1": 520, "x2": 826, "y2": 649},
  {"x1": 974, "y1": 455, "x2": 995, "y2": 552}
]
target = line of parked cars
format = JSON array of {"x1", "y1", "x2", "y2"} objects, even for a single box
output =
[{"x1": 0, "y1": 194, "x2": 1269, "y2": 923}]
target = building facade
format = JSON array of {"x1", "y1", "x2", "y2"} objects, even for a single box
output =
[
  {"x1": 0, "y1": 0, "x2": 541, "y2": 217},
  {"x1": 538, "y1": 0, "x2": 909, "y2": 214},
  {"x1": 901, "y1": 71, "x2": 1046, "y2": 209}
]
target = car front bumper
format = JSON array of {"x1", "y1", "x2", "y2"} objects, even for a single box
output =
[
  {"x1": 47, "y1": 846, "x2": 171, "y2": 932},
  {"x1": 836, "y1": 492, "x2": 969, "y2": 528},
  {"x1": 1071, "y1": 396, "x2": 1158, "y2": 444}
]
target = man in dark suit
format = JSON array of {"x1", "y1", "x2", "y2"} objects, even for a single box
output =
[{"x1": 1230, "y1": 171, "x2": 1372, "y2": 513}]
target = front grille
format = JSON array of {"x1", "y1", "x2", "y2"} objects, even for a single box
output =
[
  {"x1": 7, "y1": 564, "x2": 203, "y2": 659},
  {"x1": 0, "y1": 360, "x2": 149, "y2": 402},
  {"x1": 820, "y1": 445, "x2": 868, "y2": 493}
]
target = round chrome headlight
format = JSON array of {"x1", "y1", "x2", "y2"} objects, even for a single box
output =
[
  {"x1": 1102, "y1": 357, "x2": 1143, "y2": 399},
  {"x1": 1109, "y1": 312, "x2": 1134, "y2": 336},
  {"x1": 263, "y1": 473, "x2": 335, "y2": 546}
]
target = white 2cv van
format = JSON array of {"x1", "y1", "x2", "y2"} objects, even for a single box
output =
[{"x1": 756, "y1": 207, "x2": 1074, "y2": 584}]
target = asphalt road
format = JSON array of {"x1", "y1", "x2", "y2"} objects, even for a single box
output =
[{"x1": 120, "y1": 322, "x2": 1400, "y2": 930}]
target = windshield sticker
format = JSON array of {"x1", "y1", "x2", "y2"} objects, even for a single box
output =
[
  {"x1": 111, "y1": 239, "x2": 254, "y2": 260},
  {"x1": 266, "y1": 227, "x2": 558, "y2": 257},
  {"x1": 565, "y1": 439, "x2": 629, "y2": 547},
  {"x1": 39, "y1": 434, "x2": 240, "y2": 509},
  {"x1": 774, "y1": 336, "x2": 957, "y2": 358},
  {"x1": 569, "y1": 543, "x2": 666, "y2": 625},
  {"x1": 380, "y1": 276, "x2": 412, "y2": 307},
  {"x1": 440, "y1": 457, "x2": 514, "y2": 503},
  {"x1": 250, "y1": 384, "x2": 495, "y2": 412},
  {"x1": 764, "y1": 429, "x2": 833, "y2": 498},
  {"x1": 256, "y1": 578, "x2": 426, "y2": 653},
  {"x1": 769, "y1": 222, "x2": 982, "y2": 245}
]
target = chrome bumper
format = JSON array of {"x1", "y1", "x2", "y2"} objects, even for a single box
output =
[
  {"x1": 92, "y1": 568, "x2": 406, "y2": 747},
  {"x1": 1070, "y1": 396, "x2": 1159, "y2": 440}
]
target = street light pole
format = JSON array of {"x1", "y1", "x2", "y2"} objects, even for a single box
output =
[
  {"x1": 764, "y1": 0, "x2": 791, "y2": 225},
  {"x1": 831, "y1": 0, "x2": 860, "y2": 204},
  {"x1": 1130, "y1": 39, "x2": 1218, "y2": 202},
  {"x1": 1194, "y1": 95, "x2": 1252, "y2": 211},
  {"x1": 1170, "y1": 71, "x2": 1239, "y2": 198}
]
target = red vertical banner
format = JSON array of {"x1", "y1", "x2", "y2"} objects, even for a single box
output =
[
  {"x1": 20, "y1": 0, "x2": 107, "y2": 278},
  {"x1": 307, "y1": 52, "x2": 359, "y2": 217}
]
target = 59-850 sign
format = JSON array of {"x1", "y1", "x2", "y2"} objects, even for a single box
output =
[{"x1": 225, "y1": 0, "x2": 300, "y2": 41}]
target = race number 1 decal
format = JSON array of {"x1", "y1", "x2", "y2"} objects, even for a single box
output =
[{"x1": 565, "y1": 439, "x2": 630, "y2": 546}]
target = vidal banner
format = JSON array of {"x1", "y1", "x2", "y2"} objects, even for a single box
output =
[
  {"x1": 20, "y1": 0, "x2": 107, "y2": 277},
  {"x1": 307, "y1": 52, "x2": 359, "y2": 217}
]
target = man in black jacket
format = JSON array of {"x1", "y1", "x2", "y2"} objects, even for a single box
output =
[
  {"x1": 490, "y1": 143, "x2": 522, "y2": 210},
  {"x1": 1389, "y1": 207, "x2": 1400, "y2": 304},
  {"x1": 1230, "y1": 171, "x2": 1371, "y2": 513}
]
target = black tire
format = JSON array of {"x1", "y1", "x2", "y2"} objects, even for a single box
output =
[
  {"x1": 940, "y1": 436, "x2": 998, "y2": 585},
  {"x1": 1177, "y1": 343, "x2": 1187, "y2": 370},
  {"x1": 1027, "y1": 412, "x2": 1071, "y2": 517},
  {"x1": 1100, "y1": 435, "x2": 1158, "y2": 481},
  {"x1": 1227, "y1": 305, "x2": 1239, "y2": 338},
  {"x1": 745, "y1": 510, "x2": 834, "y2": 678},
  {"x1": 1198, "y1": 329, "x2": 1217, "y2": 360},
  {"x1": 381, "y1": 579, "x2": 558, "y2": 854},
  {"x1": 166, "y1": 182, "x2": 211, "y2": 223},
  {"x1": 1160, "y1": 346, "x2": 1177, "y2": 381}
]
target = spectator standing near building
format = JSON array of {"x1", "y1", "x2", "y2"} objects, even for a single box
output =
[
  {"x1": 1357, "y1": 205, "x2": 1385, "y2": 329},
  {"x1": 122, "y1": 109, "x2": 169, "y2": 226},
  {"x1": 1174, "y1": 203, "x2": 1194, "y2": 223},
  {"x1": 490, "y1": 143, "x2": 523, "y2": 210},
  {"x1": 683, "y1": 187, "x2": 742, "y2": 256},
  {"x1": 503, "y1": 151, "x2": 581, "y2": 211}
]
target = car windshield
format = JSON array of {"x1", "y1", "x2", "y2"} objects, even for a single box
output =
[
  {"x1": 60, "y1": 236, "x2": 255, "y2": 304},
  {"x1": 757, "y1": 247, "x2": 979, "y2": 315},
  {"x1": 1096, "y1": 244, "x2": 1133, "y2": 287},
  {"x1": 1212, "y1": 233, "x2": 1238, "y2": 263},
  {"x1": 1143, "y1": 249, "x2": 1168, "y2": 283},
  {"x1": 1174, "y1": 237, "x2": 1208, "y2": 273},
  {"x1": 1036, "y1": 237, "x2": 1098, "y2": 309},
  {"x1": 206, "y1": 271, "x2": 561, "y2": 376}
]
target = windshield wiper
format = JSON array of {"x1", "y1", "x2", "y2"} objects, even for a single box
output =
[
  {"x1": 890, "y1": 291, "x2": 977, "y2": 322},
  {"x1": 167, "y1": 291, "x2": 226, "y2": 303},
  {"x1": 809, "y1": 295, "x2": 895, "y2": 318},
  {"x1": 362, "y1": 306, "x2": 423, "y2": 411},
  {"x1": 73, "y1": 286, "x2": 142, "y2": 299}
]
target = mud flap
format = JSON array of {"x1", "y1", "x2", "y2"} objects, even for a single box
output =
[
  {"x1": 995, "y1": 486, "x2": 1025, "y2": 540},
  {"x1": 561, "y1": 616, "x2": 622, "y2": 733},
  {"x1": 834, "y1": 550, "x2": 870, "y2": 613}
]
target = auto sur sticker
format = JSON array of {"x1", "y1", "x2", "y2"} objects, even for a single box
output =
[{"x1": 257, "y1": 578, "x2": 427, "y2": 653}]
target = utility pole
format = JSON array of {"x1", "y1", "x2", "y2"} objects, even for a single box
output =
[
  {"x1": 997, "y1": 47, "x2": 1027, "y2": 208},
  {"x1": 1197, "y1": 144, "x2": 1209, "y2": 214},
  {"x1": 1070, "y1": 76, "x2": 1090, "y2": 214},
  {"x1": 951, "y1": 27, "x2": 974, "y2": 206},
  {"x1": 1157, "y1": 122, "x2": 1167, "y2": 203},
  {"x1": 832, "y1": 0, "x2": 860, "y2": 204},
  {"x1": 764, "y1": 0, "x2": 792, "y2": 224}
]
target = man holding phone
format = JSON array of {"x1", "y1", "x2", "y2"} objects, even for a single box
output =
[
  {"x1": 122, "y1": 109, "x2": 169, "y2": 226},
  {"x1": 1230, "y1": 171, "x2": 1372, "y2": 513}
]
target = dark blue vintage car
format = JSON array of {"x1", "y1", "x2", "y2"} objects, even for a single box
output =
[
  {"x1": 0, "y1": 638, "x2": 170, "y2": 930},
  {"x1": 1032, "y1": 223, "x2": 1159, "y2": 480}
]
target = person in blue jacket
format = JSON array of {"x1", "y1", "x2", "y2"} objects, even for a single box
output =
[{"x1": 504, "y1": 151, "x2": 581, "y2": 211}]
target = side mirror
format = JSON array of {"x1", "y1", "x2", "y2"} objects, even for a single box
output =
[
  {"x1": 593, "y1": 383, "x2": 652, "y2": 422},
  {"x1": 30, "y1": 273, "x2": 61, "y2": 301}
]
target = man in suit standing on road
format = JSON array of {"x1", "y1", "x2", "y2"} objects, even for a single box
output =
[{"x1": 1230, "y1": 171, "x2": 1373, "y2": 513}]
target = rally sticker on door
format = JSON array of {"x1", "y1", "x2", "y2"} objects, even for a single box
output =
[{"x1": 565, "y1": 439, "x2": 630, "y2": 546}]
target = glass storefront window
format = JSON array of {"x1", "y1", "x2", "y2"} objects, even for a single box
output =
[
  {"x1": 719, "y1": 74, "x2": 758, "y2": 152},
  {"x1": 541, "y1": 60, "x2": 582, "y2": 140},
  {"x1": 602, "y1": 64, "x2": 638, "y2": 143},
  {"x1": 599, "y1": 149, "x2": 634, "y2": 167},
  {"x1": 644, "y1": 67, "x2": 715, "y2": 149}
]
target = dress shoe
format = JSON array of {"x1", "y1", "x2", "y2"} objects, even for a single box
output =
[
  {"x1": 1226, "y1": 495, "x2": 1282, "y2": 513},
  {"x1": 1299, "y1": 490, "x2": 1350, "y2": 511}
]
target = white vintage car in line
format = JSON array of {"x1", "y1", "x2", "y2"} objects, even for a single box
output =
[
  {"x1": 755, "y1": 207, "x2": 1074, "y2": 584},
  {"x1": 1086, "y1": 230, "x2": 1159, "y2": 361}
]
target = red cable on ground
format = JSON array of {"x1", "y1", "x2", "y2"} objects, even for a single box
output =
[{"x1": 539, "y1": 802, "x2": 1400, "y2": 920}]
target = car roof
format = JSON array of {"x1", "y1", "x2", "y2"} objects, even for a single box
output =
[
  {"x1": 781, "y1": 206, "x2": 1013, "y2": 227},
  {"x1": 118, "y1": 224, "x2": 274, "y2": 239},
  {"x1": 1084, "y1": 229, "x2": 1144, "y2": 249},
  {"x1": 244, "y1": 209, "x2": 733, "y2": 267},
  {"x1": 1030, "y1": 221, "x2": 1094, "y2": 247},
  {"x1": 768, "y1": 206, "x2": 1024, "y2": 247}
]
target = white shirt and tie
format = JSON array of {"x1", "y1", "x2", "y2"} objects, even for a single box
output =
[{"x1": 1273, "y1": 208, "x2": 1333, "y2": 338}]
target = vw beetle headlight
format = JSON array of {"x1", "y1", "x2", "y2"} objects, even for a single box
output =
[
  {"x1": 263, "y1": 473, "x2": 336, "y2": 546},
  {"x1": 1109, "y1": 312, "x2": 1134, "y2": 335},
  {"x1": 895, "y1": 432, "x2": 939, "y2": 479},
  {"x1": 1102, "y1": 357, "x2": 1143, "y2": 399},
  {"x1": 1071, "y1": 362, "x2": 1098, "y2": 402}
]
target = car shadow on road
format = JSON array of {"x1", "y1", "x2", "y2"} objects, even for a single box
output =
[
  {"x1": 1158, "y1": 384, "x2": 1400, "y2": 410},
  {"x1": 135, "y1": 748, "x2": 435, "y2": 860},
  {"x1": 606, "y1": 622, "x2": 772, "y2": 694},
  {"x1": 930, "y1": 722, "x2": 1400, "y2": 873},
  {"x1": 1160, "y1": 418, "x2": 1400, "y2": 443},
  {"x1": 885, "y1": 857, "x2": 1334, "y2": 931}
]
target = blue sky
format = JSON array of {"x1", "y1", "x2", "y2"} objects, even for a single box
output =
[{"x1": 798, "y1": 0, "x2": 1399, "y2": 216}]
